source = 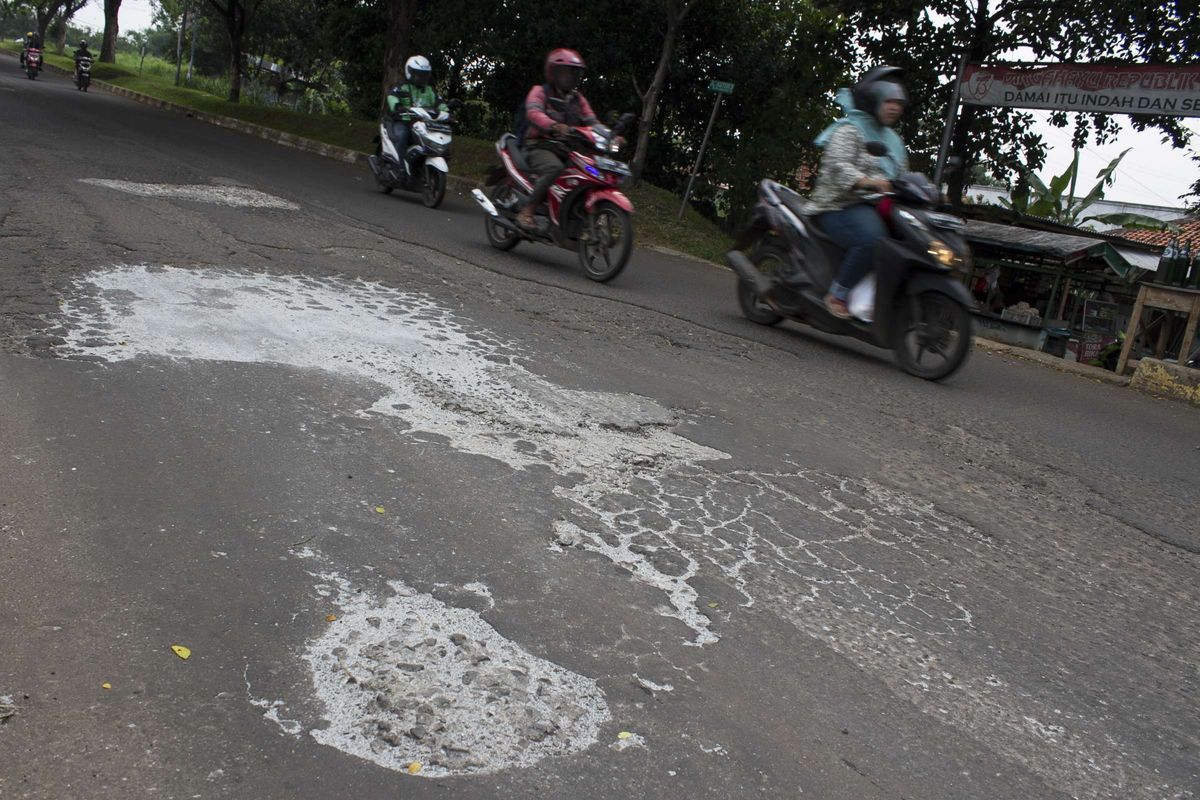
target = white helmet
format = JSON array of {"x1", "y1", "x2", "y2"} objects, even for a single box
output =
[{"x1": 404, "y1": 55, "x2": 432, "y2": 82}]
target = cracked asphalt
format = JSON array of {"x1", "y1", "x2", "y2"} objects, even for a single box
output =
[{"x1": 1, "y1": 59, "x2": 1198, "y2": 800}]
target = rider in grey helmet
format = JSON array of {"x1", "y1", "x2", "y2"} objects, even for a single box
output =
[{"x1": 808, "y1": 66, "x2": 911, "y2": 319}]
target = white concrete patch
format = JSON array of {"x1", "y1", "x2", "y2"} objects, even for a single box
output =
[
  {"x1": 79, "y1": 180, "x2": 299, "y2": 210},
  {"x1": 305, "y1": 573, "x2": 610, "y2": 776}
]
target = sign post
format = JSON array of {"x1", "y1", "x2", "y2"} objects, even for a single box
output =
[{"x1": 679, "y1": 80, "x2": 734, "y2": 219}]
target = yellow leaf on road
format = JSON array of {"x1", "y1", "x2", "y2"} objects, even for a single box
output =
[
  {"x1": 407, "y1": 761, "x2": 422, "y2": 774},
  {"x1": 171, "y1": 644, "x2": 191, "y2": 660},
  {"x1": 374, "y1": 506, "x2": 386, "y2": 514},
  {"x1": 101, "y1": 682, "x2": 112, "y2": 690},
  {"x1": 617, "y1": 731, "x2": 633, "y2": 740},
  {"x1": 325, "y1": 614, "x2": 337, "y2": 622}
]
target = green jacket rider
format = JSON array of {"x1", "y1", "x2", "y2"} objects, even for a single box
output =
[{"x1": 385, "y1": 55, "x2": 448, "y2": 159}]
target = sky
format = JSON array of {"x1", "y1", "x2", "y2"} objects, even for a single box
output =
[{"x1": 70, "y1": 0, "x2": 1199, "y2": 209}]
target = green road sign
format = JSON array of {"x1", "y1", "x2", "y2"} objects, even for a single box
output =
[{"x1": 708, "y1": 80, "x2": 735, "y2": 95}]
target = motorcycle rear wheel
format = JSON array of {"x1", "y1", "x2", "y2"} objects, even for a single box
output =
[
  {"x1": 577, "y1": 201, "x2": 633, "y2": 282},
  {"x1": 894, "y1": 290, "x2": 972, "y2": 380},
  {"x1": 484, "y1": 184, "x2": 520, "y2": 251},
  {"x1": 737, "y1": 243, "x2": 786, "y2": 326},
  {"x1": 421, "y1": 165, "x2": 446, "y2": 208}
]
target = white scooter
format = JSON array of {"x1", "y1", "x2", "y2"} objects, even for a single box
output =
[{"x1": 369, "y1": 106, "x2": 453, "y2": 208}]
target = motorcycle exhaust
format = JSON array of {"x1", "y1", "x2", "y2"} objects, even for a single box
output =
[
  {"x1": 725, "y1": 250, "x2": 774, "y2": 297},
  {"x1": 471, "y1": 189, "x2": 523, "y2": 235}
]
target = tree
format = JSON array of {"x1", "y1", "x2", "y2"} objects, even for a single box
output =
[
  {"x1": 380, "y1": 0, "x2": 419, "y2": 109},
  {"x1": 50, "y1": 0, "x2": 87, "y2": 54},
  {"x1": 830, "y1": 0, "x2": 1198, "y2": 208},
  {"x1": 204, "y1": 0, "x2": 268, "y2": 101},
  {"x1": 100, "y1": 0, "x2": 120, "y2": 61},
  {"x1": 629, "y1": 0, "x2": 698, "y2": 181}
]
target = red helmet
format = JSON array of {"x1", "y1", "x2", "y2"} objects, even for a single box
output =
[{"x1": 545, "y1": 48, "x2": 586, "y2": 83}]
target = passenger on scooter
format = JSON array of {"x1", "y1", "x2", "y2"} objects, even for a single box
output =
[
  {"x1": 808, "y1": 66, "x2": 910, "y2": 319},
  {"x1": 386, "y1": 55, "x2": 448, "y2": 165},
  {"x1": 515, "y1": 48, "x2": 599, "y2": 231}
]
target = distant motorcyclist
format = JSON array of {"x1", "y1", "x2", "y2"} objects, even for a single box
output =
[
  {"x1": 20, "y1": 31, "x2": 42, "y2": 69},
  {"x1": 808, "y1": 65, "x2": 910, "y2": 319},
  {"x1": 73, "y1": 40, "x2": 93, "y2": 68},
  {"x1": 515, "y1": 48, "x2": 600, "y2": 231},
  {"x1": 385, "y1": 55, "x2": 448, "y2": 163}
]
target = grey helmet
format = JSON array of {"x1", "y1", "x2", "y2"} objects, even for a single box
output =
[{"x1": 852, "y1": 65, "x2": 908, "y2": 114}]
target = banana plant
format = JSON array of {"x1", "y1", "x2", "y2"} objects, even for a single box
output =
[{"x1": 1000, "y1": 148, "x2": 1167, "y2": 231}]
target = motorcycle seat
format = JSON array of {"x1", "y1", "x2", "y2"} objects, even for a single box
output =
[{"x1": 499, "y1": 134, "x2": 532, "y2": 176}]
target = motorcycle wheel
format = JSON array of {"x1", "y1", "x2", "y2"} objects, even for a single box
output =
[
  {"x1": 484, "y1": 185, "x2": 520, "y2": 251},
  {"x1": 577, "y1": 201, "x2": 633, "y2": 282},
  {"x1": 894, "y1": 290, "x2": 972, "y2": 380},
  {"x1": 421, "y1": 165, "x2": 446, "y2": 209},
  {"x1": 372, "y1": 145, "x2": 394, "y2": 194},
  {"x1": 27, "y1": 68, "x2": 36, "y2": 80},
  {"x1": 737, "y1": 243, "x2": 786, "y2": 326}
]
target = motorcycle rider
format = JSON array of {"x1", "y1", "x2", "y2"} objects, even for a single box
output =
[
  {"x1": 807, "y1": 66, "x2": 910, "y2": 319},
  {"x1": 20, "y1": 31, "x2": 41, "y2": 69},
  {"x1": 385, "y1": 55, "x2": 448, "y2": 168},
  {"x1": 515, "y1": 48, "x2": 599, "y2": 231},
  {"x1": 73, "y1": 39, "x2": 93, "y2": 77}
]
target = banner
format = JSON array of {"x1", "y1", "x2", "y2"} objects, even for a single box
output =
[{"x1": 961, "y1": 63, "x2": 1200, "y2": 118}]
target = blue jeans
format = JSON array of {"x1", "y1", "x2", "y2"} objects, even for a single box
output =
[
  {"x1": 817, "y1": 204, "x2": 887, "y2": 300},
  {"x1": 387, "y1": 121, "x2": 411, "y2": 163}
]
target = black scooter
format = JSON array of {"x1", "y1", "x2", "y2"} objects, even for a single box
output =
[
  {"x1": 726, "y1": 155, "x2": 976, "y2": 380},
  {"x1": 75, "y1": 56, "x2": 92, "y2": 91}
]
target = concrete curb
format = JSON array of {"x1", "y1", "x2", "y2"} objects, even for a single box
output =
[{"x1": 972, "y1": 336, "x2": 1131, "y2": 386}]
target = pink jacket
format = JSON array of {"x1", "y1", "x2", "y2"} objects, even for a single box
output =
[{"x1": 524, "y1": 85, "x2": 598, "y2": 141}]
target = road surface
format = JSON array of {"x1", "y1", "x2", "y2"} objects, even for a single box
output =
[{"x1": 1, "y1": 61, "x2": 1198, "y2": 800}]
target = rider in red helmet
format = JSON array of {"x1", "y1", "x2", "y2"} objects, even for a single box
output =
[{"x1": 516, "y1": 48, "x2": 599, "y2": 231}]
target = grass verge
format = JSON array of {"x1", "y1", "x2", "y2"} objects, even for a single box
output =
[{"x1": 5, "y1": 43, "x2": 729, "y2": 263}]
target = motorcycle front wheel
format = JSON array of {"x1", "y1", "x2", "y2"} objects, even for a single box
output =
[
  {"x1": 893, "y1": 290, "x2": 972, "y2": 380},
  {"x1": 577, "y1": 201, "x2": 633, "y2": 282},
  {"x1": 421, "y1": 165, "x2": 446, "y2": 209},
  {"x1": 483, "y1": 184, "x2": 520, "y2": 252},
  {"x1": 737, "y1": 243, "x2": 787, "y2": 326}
]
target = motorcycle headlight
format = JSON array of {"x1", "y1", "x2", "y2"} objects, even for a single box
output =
[{"x1": 928, "y1": 239, "x2": 957, "y2": 267}]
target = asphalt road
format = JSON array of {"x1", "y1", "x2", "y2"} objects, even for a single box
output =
[{"x1": 2, "y1": 60, "x2": 1198, "y2": 800}]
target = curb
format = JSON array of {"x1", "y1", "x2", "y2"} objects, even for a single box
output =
[
  {"x1": 972, "y1": 336, "x2": 1131, "y2": 386},
  {"x1": 3, "y1": 48, "x2": 484, "y2": 196}
]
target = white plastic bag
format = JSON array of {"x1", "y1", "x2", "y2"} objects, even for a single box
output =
[{"x1": 847, "y1": 274, "x2": 876, "y2": 323}]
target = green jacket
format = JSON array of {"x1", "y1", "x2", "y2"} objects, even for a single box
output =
[{"x1": 387, "y1": 83, "x2": 447, "y2": 120}]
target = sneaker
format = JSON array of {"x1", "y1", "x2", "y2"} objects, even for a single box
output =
[{"x1": 823, "y1": 293, "x2": 852, "y2": 319}]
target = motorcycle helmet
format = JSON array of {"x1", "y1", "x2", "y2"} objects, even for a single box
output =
[
  {"x1": 852, "y1": 65, "x2": 908, "y2": 115},
  {"x1": 79, "y1": 40, "x2": 88, "y2": 49},
  {"x1": 404, "y1": 55, "x2": 432, "y2": 87},
  {"x1": 545, "y1": 48, "x2": 586, "y2": 93}
]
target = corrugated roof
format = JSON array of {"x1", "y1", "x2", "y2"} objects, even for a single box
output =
[{"x1": 1116, "y1": 216, "x2": 1200, "y2": 247}]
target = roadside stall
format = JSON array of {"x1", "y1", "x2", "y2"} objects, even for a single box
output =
[{"x1": 962, "y1": 218, "x2": 1161, "y2": 364}]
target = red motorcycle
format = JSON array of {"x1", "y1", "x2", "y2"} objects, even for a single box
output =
[
  {"x1": 473, "y1": 113, "x2": 637, "y2": 282},
  {"x1": 24, "y1": 47, "x2": 42, "y2": 80}
]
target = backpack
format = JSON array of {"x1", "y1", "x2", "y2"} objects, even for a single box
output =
[{"x1": 513, "y1": 84, "x2": 552, "y2": 147}]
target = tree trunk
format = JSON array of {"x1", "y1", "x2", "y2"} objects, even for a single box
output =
[
  {"x1": 100, "y1": 0, "x2": 121, "y2": 62},
  {"x1": 174, "y1": 3, "x2": 187, "y2": 86},
  {"x1": 54, "y1": 12, "x2": 67, "y2": 54},
  {"x1": 381, "y1": 0, "x2": 420, "y2": 110},
  {"x1": 187, "y1": 12, "x2": 198, "y2": 81},
  {"x1": 36, "y1": 2, "x2": 66, "y2": 46},
  {"x1": 630, "y1": 1, "x2": 696, "y2": 183},
  {"x1": 947, "y1": 0, "x2": 991, "y2": 209}
]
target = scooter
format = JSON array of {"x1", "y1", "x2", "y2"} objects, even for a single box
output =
[
  {"x1": 24, "y1": 47, "x2": 41, "y2": 80},
  {"x1": 726, "y1": 155, "x2": 976, "y2": 380},
  {"x1": 472, "y1": 110, "x2": 638, "y2": 283},
  {"x1": 368, "y1": 105, "x2": 453, "y2": 209},
  {"x1": 75, "y1": 55, "x2": 92, "y2": 91}
]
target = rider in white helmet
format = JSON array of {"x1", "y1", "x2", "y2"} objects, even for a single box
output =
[{"x1": 385, "y1": 55, "x2": 449, "y2": 162}]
